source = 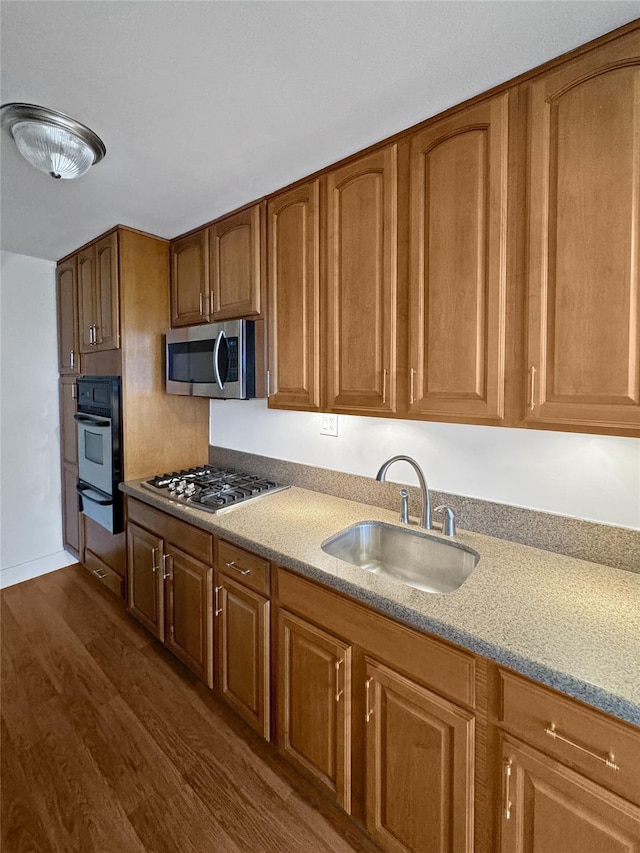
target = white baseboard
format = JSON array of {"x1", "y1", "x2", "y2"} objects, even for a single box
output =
[{"x1": 0, "y1": 550, "x2": 77, "y2": 589}]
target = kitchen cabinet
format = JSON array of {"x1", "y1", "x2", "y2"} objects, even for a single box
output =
[
  {"x1": 170, "y1": 228, "x2": 211, "y2": 326},
  {"x1": 523, "y1": 29, "x2": 640, "y2": 434},
  {"x1": 56, "y1": 257, "x2": 80, "y2": 375},
  {"x1": 499, "y1": 737, "x2": 640, "y2": 853},
  {"x1": 77, "y1": 231, "x2": 120, "y2": 353},
  {"x1": 267, "y1": 181, "x2": 321, "y2": 411},
  {"x1": 215, "y1": 540, "x2": 270, "y2": 738},
  {"x1": 325, "y1": 144, "x2": 398, "y2": 415},
  {"x1": 407, "y1": 93, "x2": 510, "y2": 424},
  {"x1": 59, "y1": 377, "x2": 80, "y2": 557},
  {"x1": 278, "y1": 609, "x2": 352, "y2": 811},
  {"x1": 126, "y1": 498, "x2": 214, "y2": 687},
  {"x1": 364, "y1": 658, "x2": 474, "y2": 853},
  {"x1": 208, "y1": 202, "x2": 265, "y2": 321}
]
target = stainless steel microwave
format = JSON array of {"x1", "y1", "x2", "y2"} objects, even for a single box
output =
[{"x1": 166, "y1": 319, "x2": 264, "y2": 399}]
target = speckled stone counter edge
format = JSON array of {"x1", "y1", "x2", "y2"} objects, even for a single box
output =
[{"x1": 210, "y1": 446, "x2": 640, "y2": 575}]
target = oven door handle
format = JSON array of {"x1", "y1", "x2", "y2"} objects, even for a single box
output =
[
  {"x1": 76, "y1": 482, "x2": 113, "y2": 506},
  {"x1": 213, "y1": 330, "x2": 226, "y2": 390},
  {"x1": 74, "y1": 413, "x2": 111, "y2": 427}
]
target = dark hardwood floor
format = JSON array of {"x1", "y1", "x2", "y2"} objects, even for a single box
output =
[{"x1": 1, "y1": 565, "x2": 379, "y2": 853}]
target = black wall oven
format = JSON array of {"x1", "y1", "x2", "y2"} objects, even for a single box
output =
[{"x1": 75, "y1": 376, "x2": 122, "y2": 533}]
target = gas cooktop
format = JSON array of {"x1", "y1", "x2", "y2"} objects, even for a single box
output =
[{"x1": 142, "y1": 466, "x2": 289, "y2": 514}]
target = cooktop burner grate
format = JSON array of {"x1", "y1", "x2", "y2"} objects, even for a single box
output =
[{"x1": 142, "y1": 466, "x2": 289, "y2": 514}]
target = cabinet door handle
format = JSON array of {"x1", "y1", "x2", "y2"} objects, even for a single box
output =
[
  {"x1": 544, "y1": 723, "x2": 620, "y2": 770},
  {"x1": 409, "y1": 368, "x2": 415, "y2": 405},
  {"x1": 151, "y1": 547, "x2": 158, "y2": 573},
  {"x1": 199, "y1": 292, "x2": 204, "y2": 316},
  {"x1": 266, "y1": 370, "x2": 271, "y2": 398},
  {"x1": 70, "y1": 349, "x2": 75, "y2": 368},
  {"x1": 162, "y1": 554, "x2": 172, "y2": 580},
  {"x1": 382, "y1": 369, "x2": 388, "y2": 404},
  {"x1": 88, "y1": 325, "x2": 94, "y2": 345},
  {"x1": 214, "y1": 585, "x2": 223, "y2": 615},
  {"x1": 335, "y1": 659, "x2": 344, "y2": 702},
  {"x1": 365, "y1": 677, "x2": 374, "y2": 722},
  {"x1": 71, "y1": 383, "x2": 77, "y2": 400},
  {"x1": 529, "y1": 365, "x2": 536, "y2": 411},
  {"x1": 503, "y1": 758, "x2": 512, "y2": 820},
  {"x1": 225, "y1": 560, "x2": 250, "y2": 576},
  {"x1": 209, "y1": 290, "x2": 214, "y2": 316}
]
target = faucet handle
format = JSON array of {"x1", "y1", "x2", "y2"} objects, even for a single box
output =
[
  {"x1": 399, "y1": 489, "x2": 409, "y2": 524},
  {"x1": 434, "y1": 505, "x2": 456, "y2": 537}
]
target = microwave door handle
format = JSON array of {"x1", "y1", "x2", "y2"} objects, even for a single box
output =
[
  {"x1": 213, "y1": 330, "x2": 227, "y2": 390},
  {"x1": 76, "y1": 483, "x2": 113, "y2": 505},
  {"x1": 74, "y1": 414, "x2": 111, "y2": 427}
]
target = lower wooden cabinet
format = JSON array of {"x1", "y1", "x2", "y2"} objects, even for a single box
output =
[
  {"x1": 499, "y1": 736, "x2": 640, "y2": 853},
  {"x1": 127, "y1": 521, "x2": 164, "y2": 639},
  {"x1": 215, "y1": 572, "x2": 270, "y2": 738},
  {"x1": 364, "y1": 658, "x2": 474, "y2": 853},
  {"x1": 278, "y1": 609, "x2": 352, "y2": 812}
]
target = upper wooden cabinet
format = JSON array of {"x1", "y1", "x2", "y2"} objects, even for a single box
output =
[
  {"x1": 209, "y1": 202, "x2": 265, "y2": 320},
  {"x1": 407, "y1": 93, "x2": 510, "y2": 424},
  {"x1": 326, "y1": 145, "x2": 398, "y2": 415},
  {"x1": 524, "y1": 30, "x2": 640, "y2": 434},
  {"x1": 170, "y1": 229, "x2": 210, "y2": 326},
  {"x1": 56, "y1": 258, "x2": 80, "y2": 374},
  {"x1": 267, "y1": 180, "x2": 321, "y2": 411},
  {"x1": 77, "y1": 232, "x2": 119, "y2": 353}
]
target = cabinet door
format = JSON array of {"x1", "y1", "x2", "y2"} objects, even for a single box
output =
[
  {"x1": 93, "y1": 232, "x2": 119, "y2": 351},
  {"x1": 209, "y1": 202, "x2": 264, "y2": 320},
  {"x1": 77, "y1": 244, "x2": 96, "y2": 353},
  {"x1": 326, "y1": 145, "x2": 398, "y2": 414},
  {"x1": 364, "y1": 658, "x2": 474, "y2": 853},
  {"x1": 56, "y1": 257, "x2": 80, "y2": 374},
  {"x1": 164, "y1": 545, "x2": 213, "y2": 687},
  {"x1": 170, "y1": 229, "x2": 210, "y2": 327},
  {"x1": 215, "y1": 573, "x2": 269, "y2": 737},
  {"x1": 525, "y1": 31, "x2": 640, "y2": 433},
  {"x1": 500, "y1": 736, "x2": 640, "y2": 853},
  {"x1": 59, "y1": 378, "x2": 78, "y2": 466},
  {"x1": 278, "y1": 610, "x2": 352, "y2": 811},
  {"x1": 62, "y1": 462, "x2": 80, "y2": 557},
  {"x1": 127, "y1": 522, "x2": 164, "y2": 640},
  {"x1": 408, "y1": 93, "x2": 509, "y2": 423},
  {"x1": 267, "y1": 181, "x2": 321, "y2": 411}
]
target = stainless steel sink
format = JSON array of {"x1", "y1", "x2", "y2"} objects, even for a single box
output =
[{"x1": 321, "y1": 521, "x2": 480, "y2": 594}]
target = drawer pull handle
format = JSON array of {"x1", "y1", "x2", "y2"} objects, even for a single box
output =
[
  {"x1": 214, "y1": 585, "x2": 223, "y2": 616},
  {"x1": 503, "y1": 758, "x2": 512, "y2": 820},
  {"x1": 335, "y1": 659, "x2": 344, "y2": 702},
  {"x1": 365, "y1": 677, "x2": 374, "y2": 722},
  {"x1": 93, "y1": 568, "x2": 108, "y2": 580},
  {"x1": 544, "y1": 723, "x2": 620, "y2": 771},
  {"x1": 225, "y1": 560, "x2": 251, "y2": 576}
]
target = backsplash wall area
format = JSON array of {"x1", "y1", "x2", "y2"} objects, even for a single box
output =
[{"x1": 210, "y1": 399, "x2": 640, "y2": 571}]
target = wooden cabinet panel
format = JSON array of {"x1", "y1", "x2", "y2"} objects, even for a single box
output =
[
  {"x1": 94, "y1": 232, "x2": 119, "y2": 351},
  {"x1": 62, "y1": 461, "x2": 80, "y2": 556},
  {"x1": 127, "y1": 522, "x2": 164, "y2": 640},
  {"x1": 127, "y1": 498, "x2": 213, "y2": 565},
  {"x1": 217, "y1": 539, "x2": 270, "y2": 596},
  {"x1": 170, "y1": 229, "x2": 210, "y2": 327},
  {"x1": 267, "y1": 180, "x2": 321, "y2": 411},
  {"x1": 165, "y1": 545, "x2": 213, "y2": 686},
  {"x1": 216, "y1": 574, "x2": 269, "y2": 737},
  {"x1": 364, "y1": 658, "x2": 474, "y2": 853},
  {"x1": 408, "y1": 93, "x2": 509, "y2": 422},
  {"x1": 525, "y1": 31, "x2": 640, "y2": 432},
  {"x1": 59, "y1": 378, "x2": 77, "y2": 467},
  {"x1": 209, "y1": 202, "x2": 264, "y2": 320},
  {"x1": 56, "y1": 258, "x2": 80, "y2": 374},
  {"x1": 77, "y1": 244, "x2": 96, "y2": 353},
  {"x1": 500, "y1": 736, "x2": 640, "y2": 853},
  {"x1": 278, "y1": 609, "x2": 352, "y2": 811},
  {"x1": 326, "y1": 145, "x2": 398, "y2": 414},
  {"x1": 83, "y1": 549, "x2": 124, "y2": 597}
]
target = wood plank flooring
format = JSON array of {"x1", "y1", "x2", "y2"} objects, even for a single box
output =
[{"x1": 1, "y1": 565, "x2": 379, "y2": 853}]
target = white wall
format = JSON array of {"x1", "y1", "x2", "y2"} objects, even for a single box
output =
[
  {"x1": 0, "y1": 250, "x2": 75, "y2": 585},
  {"x1": 210, "y1": 399, "x2": 640, "y2": 530}
]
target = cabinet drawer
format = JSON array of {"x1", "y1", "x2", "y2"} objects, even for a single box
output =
[
  {"x1": 126, "y1": 498, "x2": 213, "y2": 564},
  {"x1": 217, "y1": 539, "x2": 270, "y2": 595},
  {"x1": 83, "y1": 550, "x2": 124, "y2": 598},
  {"x1": 499, "y1": 669, "x2": 640, "y2": 806}
]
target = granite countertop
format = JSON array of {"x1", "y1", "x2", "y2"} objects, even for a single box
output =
[{"x1": 121, "y1": 480, "x2": 640, "y2": 727}]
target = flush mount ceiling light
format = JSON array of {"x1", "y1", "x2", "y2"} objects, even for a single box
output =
[{"x1": 0, "y1": 102, "x2": 106, "y2": 180}]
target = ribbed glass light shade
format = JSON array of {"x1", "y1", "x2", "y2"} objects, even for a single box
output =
[{"x1": 11, "y1": 120, "x2": 96, "y2": 179}]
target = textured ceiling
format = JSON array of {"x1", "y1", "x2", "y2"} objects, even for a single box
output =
[{"x1": 1, "y1": 1, "x2": 638, "y2": 260}]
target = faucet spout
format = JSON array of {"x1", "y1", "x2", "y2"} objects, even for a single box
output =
[{"x1": 375, "y1": 455, "x2": 432, "y2": 530}]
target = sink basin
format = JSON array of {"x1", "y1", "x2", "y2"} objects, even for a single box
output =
[{"x1": 321, "y1": 521, "x2": 480, "y2": 594}]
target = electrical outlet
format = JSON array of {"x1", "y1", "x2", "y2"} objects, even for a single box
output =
[{"x1": 320, "y1": 414, "x2": 339, "y2": 437}]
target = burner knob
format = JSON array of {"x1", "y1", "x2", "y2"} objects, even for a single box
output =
[
  {"x1": 175, "y1": 479, "x2": 187, "y2": 494},
  {"x1": 168, "y1": 480, "x2": 177, "y2": 491},
  {"x1": 185, "y1": 483, "x2": 196, "y2": 497}
]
